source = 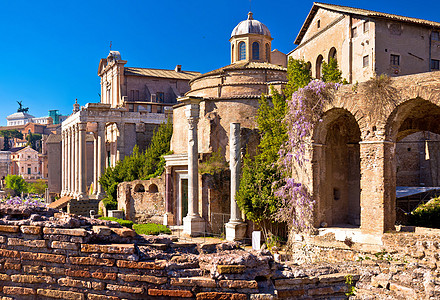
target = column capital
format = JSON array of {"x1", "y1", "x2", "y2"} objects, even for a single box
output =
[{"x1": 78, "y1": 122, "x2": 87, "y2": 131}]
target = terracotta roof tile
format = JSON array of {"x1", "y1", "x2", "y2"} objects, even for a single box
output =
[{"x1": 124, "y1": 67, "x2": 200, "y2": 80}]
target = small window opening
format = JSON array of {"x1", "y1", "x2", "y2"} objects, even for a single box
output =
[{"x1": 333, "y1": 188, "x2": 341, "y2": 201}]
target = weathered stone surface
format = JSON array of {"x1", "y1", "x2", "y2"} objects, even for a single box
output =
[
  {"x1": 116, "y1": 260, "x2": 165, "y2": 269},
  {"x1": 11, "y1": 274, "x2": 55, "y2": 284},
  {"x1": 148, "y1": 289, "x2": 193, "y2": 297},
  {"x1": 0, "y1": 226, "x2": 19, "y2": 233},
  {"x1": 37, "y1": 289, "x2": 85, "y2": 300},
  {"x1": 21, "y1": 251, "x2": 66, "y2": 263},
  {"x1": 219, "y1": 280, "x2": 258, "y2": 289},
  {"x1": 217, "y1": 265, "x2": 246, "y2": 274},
  {"x1": 69, "y1": 257, "x2": 114, "y2": 266},
  {"x1": 171, "y1": 277, "x2": 217, "y2": 288},
  {"x1": 196, "y1": 292, "x2": 247, "y2": 300},
  {"x1": 111, "y1": 227, "x2": 136, "y2": 238},
  {"x1": 107, "y1": 284, "x2": 143, "y2": 294},
  {"x1": 0, "y1": 249, "x2": 20, "y2": 258},
  {"x1": 20, "y1": 226, "x2": 42, "y2": 235},
  {"x1": 118, "y1": 273, "x2": 167, "y2": 284},
  {"x1": 87, "y1": 294, "x2": 120, "y2": 300},
  {"x1": 51, "y1": 241, "x2": 79, "y2": 250},
  {"x1": 8, "y1": 237, "x2": 46, "y2": 248},
  {"x1": 91, "y1": 271, "x2": 117, "y2": 281},
  {"x1": 3, "y1": 286, "x2": 35, "y2": 295},
  {"x1": 81, "y1": 244, "x2": 135, "y2": 254},
  {"x1": 43, "y1": 227, "x2": 87, "y2": 236}
]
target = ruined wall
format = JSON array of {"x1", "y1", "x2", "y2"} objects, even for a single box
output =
[
  {"x1": 117, "y1": 178, "x2": 165, "y2": 224},
  {"x1": 0, "y1": 205, "x2": 357, "y2": 300}
]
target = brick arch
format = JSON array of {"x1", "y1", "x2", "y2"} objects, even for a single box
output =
[
  {"x1": 385, "y1": 97, "x2": 440, "y2": 142},
  {"x1": 311, "y1": 108, "x2": 361, "y2": 227}
]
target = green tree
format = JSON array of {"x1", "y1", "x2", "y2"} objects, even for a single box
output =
[
  {"x1": 0, "y1": 130, "x2": 24, "y2": 150},
  {"x1": 27, "y1": 179, "x2": 47, "y2": 195},
  {"x1": 99, "y1": 120, "x2": 173, "y2": 209},
  {"x1": 322, "y1": 57, "x2": 343, "y2": 83},
  {"x1": 236, "y1": 58, "x2": 312, "y2": 240},
  {"x1": 26, "y1": 133, "x2": 42, "y2": 152},
  {"x1": 5, "y1": 175, "x2": 27, "y2": 195}
]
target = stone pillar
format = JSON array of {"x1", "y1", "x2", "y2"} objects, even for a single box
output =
[
  {"x1": 76, "y1": 122, "x2": 87, "y2": 200},
  {"x1": 359, "y1": 140, "x2": 396, "y2": 234},
  {"x1": 225, "y1": 123, "x2": 247, "y2": 241},
  {"x1": 163, "y1": 166, "x2": 174, "y2": 226},
  {"x1": 61, "y1": 131, "x2": 66, "y2": 196},
  {"x1": 116, "y1": 122, "x2": 125, "y2": 163},
  {"x1": 96, "y1": 123, "x2": 106, "y2": 198},
  {"x1": 73, "y1": 125, "x2": 79, "y2": 195},
  {"x1": 93, "y1": 131, "x2": 98, "y2": 195},
  {"x1": 183, "y1": 100, "x2": 205, "y2": 236},
  {"x1": 68, "y1": 127, "x2": 73, "y2": 196}
]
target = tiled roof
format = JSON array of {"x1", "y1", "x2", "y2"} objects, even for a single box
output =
[
  {"x1": 124, "y1": 67, "x2": 200, "y2": 80},
  {"x1": 191, "y1": 62, "x2": 287, "y2": 82},
  {"x1": 295, "y1": 2, "x2": 440, "y2": 44},
  {"x1": 9, "y1": 147, "x2": 25, "y2": 153}
]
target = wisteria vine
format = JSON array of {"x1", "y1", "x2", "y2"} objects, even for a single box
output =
[
  {"x1": 275, "y1": 80, "x2": 339, "y2": 233},
  {"x1": 1, "y1": 196, "x2": 46, "y2": 207}
]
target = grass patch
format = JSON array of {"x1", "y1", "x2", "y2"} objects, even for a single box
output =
[
  {"x1": 99, "y1": 217, "x2": 134, "y2": 229},
  {"x1": 133, "y1": 223, "x2": 171, "y2": 235}
]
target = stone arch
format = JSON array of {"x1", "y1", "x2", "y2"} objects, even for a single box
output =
[
  {"x1": 316, "y1": 55, "x2": 323, "y2": 79},
  {"x1": 134, "y1": 184, "x2": 145, "y2": 193},
  {"x1": 328, "y1": 47, "x2": 337, "y2": 62},
  {"x1": 149, "y1": 184, "x2": 159, "y2": 193},
  {"x1": 385, "y1": 98, "x2": 440, "y2": 214},
  {"x1": 312, "y1": 108, "x2": 361, "y2": 227}
]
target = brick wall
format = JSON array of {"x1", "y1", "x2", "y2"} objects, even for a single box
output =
[{"x1": 0, "y1": 206, "x2": 356, "y2": 299}]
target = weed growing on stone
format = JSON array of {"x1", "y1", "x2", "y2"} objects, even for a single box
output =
[{"x1": 345, "y1": 274, "x2": 356, "y2": 296}]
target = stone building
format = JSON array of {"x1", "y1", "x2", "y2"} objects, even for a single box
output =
[
  {"x1": 0, "y1": 151, "x2": 11, "y2": 180},
  {"x1": 9, "y1": 146, "x2": 42, "y2": 181},
  {"x1": 289, "y1": 3, "x2": 440, "y2": 83},
  {"x1": 60, "y1": 51, "x2": 199, "y2": 207},
  {"x1": 163, "y1": 12, "x2": 288, "y2": 237}
]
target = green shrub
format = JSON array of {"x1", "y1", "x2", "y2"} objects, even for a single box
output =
[
  {"x1": 409, "y1": 197, "x2": 440, "y2": 228},
  {"x1": 99, "y1": 217, "x2": 134, "y2": 229},
  {"x1": 133, "y1": 223, "x2": 171, "y2": 235},
  {"x1": 102, "y1": 198, "x2": 118, "y2": 210}
]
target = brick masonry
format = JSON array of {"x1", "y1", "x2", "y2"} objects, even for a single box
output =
[{"x1": 0, "y1": 205, "x2": 355, "y2": 299}]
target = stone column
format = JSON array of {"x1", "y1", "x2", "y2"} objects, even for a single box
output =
[
  {"x1": 73, "y1": 125, "x2": 79, "y2": 196},
  {"x1": 359, "y1": 140, "x2": 396, "y2": 235},
  {"x1": 61, "y1": 131, "x2": 66, "y2": 196},
  {"x1": 183, "y1": 100, "x2": 205, "y2": 236},
  {"x1": 77, "y1": 122, "x2": 87, "y2": 200},
  {"x1": 225, "y1": 123, "x2": 247, "y2": 241},
  {"x1": 68, "y1": 127, "x2": 73, "y2": 196},
  {"x1": 96, "y1": 123, "x2": 106, "y2": 198},
  {"x1": 163, "y1": 166, "x2": 174, "y2": 226},
  {"x1": 116, "y1": 122, "x2": 125, "y2": 162},
  {"x1": 93, "y1": 131, "x2": 98, "y2": 195}
]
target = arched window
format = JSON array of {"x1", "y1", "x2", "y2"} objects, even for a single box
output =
[
  {"x1": 266, "y1": 43, "x2": 270, "y2": 61},
  {"x1": 252, "y1": 42, "x2": 260, "y2": 60},
  {"x1": 239, "y1": 42, "x2": 246, "y2": 61},
  {"x1": 328, "y1": 47, "x2": 337, "y2": 62},
  {"x1": 134, "y1": 184, "x2": 145, "y2": 193},
  {"x1": 149, "y1": 184, "x2": 159, "y2": 193},
  {"x1": 232, "y1": 44, "x2": 235, "y2": 61},
  {"x1": 316, "y1": 55, "x2": 323, "y2": 79},
  {"x1": 306, "y1": 61, "x2": 312, "y2": 76}
]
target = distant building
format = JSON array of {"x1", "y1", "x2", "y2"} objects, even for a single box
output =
[
  {"x1": 0, "y1": 151, "x2": 11, "y2": 180},
  {"x1": 9, "y1": 147, "x2": 42, "y2": 181},
  {"x1": 289, "y1": 3, "x2": 440, "y2": 83}
]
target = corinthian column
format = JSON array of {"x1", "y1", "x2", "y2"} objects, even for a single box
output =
[
  {"x1": 77, "y1": 122, "x2": 87, "y2": 200},
  {"x1": 96, "y1": 123, "x2": 106, "y2": 198},
  {"x1": 225, "y1": 123, "x2": 247, "y2": 241},
  {"x1": 182, "y1": 99, "x2": 205, "y2": 236}
]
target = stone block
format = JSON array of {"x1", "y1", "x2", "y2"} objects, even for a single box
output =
[
  {"x1": 8, "y1": 237, "x2": 46, "y2": 248},
  {"x1": 171, "y1": 277, "x2": 217, "y2": 288},
  {"x1": 276, "y1": 289, "x2": 306, "y2": 298},
  {"x1": 43, "y1": 227, "x2": 87, "y2": 236},
  {"x1": 318, "y1": 273, "x2": 359, "y2": 283},
  {"x1": 274, "y1": 277, "x2": 318, "y2": 287},
  {"x1": 21, "y1": 251, "x2": 66, "y2": 263},
  {"x1": 87, "y1": 294, "x2": 120, "y2": 300},
  {"x1": 249, "y1": 294, "x2": 275, "y2": 300},
  {"x1": 108, "y1": 210, "x2": 125, "y2": 219},
  {"x1": 0, "y1": 273, "x2": 11, "y2": 281},
  {"x1": 91, "y1": 271, "x2": 117, "y2": 280},
  {"x1": 0, "y1": 225, "x2": 19, "y2": 233},
  {"x1": 116, "y1": 260, "x2": 165, "y2": 269},
  {"x1": 111, "y1": 227, "x2": 136, "y2": 238},
  {"x1": 148, "y1": 289, "x2": 193, "y2": 298},
  {"x1": 196, "y1": 292, "x2": 247, "y2": 300},
  {"x1": 3, "y1": 286, "x2": 36, "y2": 295},
  {"x1": 4, "y1": 261, "x2": 20, "y2": 270},
  {"x1": 69, "y1": 257, "x2": 114, "y2": 266},
  {"x1": 58, "y1": 277, "x2": 91, "y2": 288},
  {"x1": 20, "y1": 226, "x2": 42, "y2": 235},
  {"x1": 92, "y1": 226, "x2": 112, "y2": 236},
  {"x1": 0, "y1": 249, "x2": 20, "y2": 258},
  {"x1": 219, "y1": 280, "x2": 258, "y2": 289},
  {"x1": 66, "y1": 269, "x2": 91, "y2": 278},
  {"x1": 81, "y1": 244, "x2": 135, "y2": 254},
  {"x1": 225, "y1": 222, "x2": 247, "y2": 242},
  {"x1": 51, "y1": 241, "x2": 79, "y2": 250},
  {"x1": 0, "y1": 236, "x2": 5, "y2": 243},
  {"x1": 217, "y1": 265, "x2": 246, "y2": 274},
  {"x1": 107, "y1": 284, "x2": 143, "y2": 294},
  {"x1": 37, "y1": 289, "x2": 85, "y2": 300},
  {"x1": 11, "y1": 274, "x2": 55, "y2": 284}
]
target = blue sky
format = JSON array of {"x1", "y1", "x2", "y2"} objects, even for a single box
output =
[{"x1": 0, "y1": 0, "x2": 439, "y2": 126}]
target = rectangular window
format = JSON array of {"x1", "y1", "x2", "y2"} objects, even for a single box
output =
[
  {"x1": 128, "y1": 104, "x2": 134, "y2": 112},
  {"x1": 390, "y1": 54, "x2": 400, "y2": 66},
  {"x1": 363, "y1": 22, "x2": 369, "y2": 33},
  {"x1": 351, "y1": 27, "x2": 357, "y2": 38},
  {"x1": 130, "y1": 90, "x2": 134, "y2": 100},
  {"x1": 363, "y1": 55, "x2": 369, "y2": 67},
  {"x1": 432, "y1": 59, "x2": 440, "y2": 70},
  {"x1": 432, "y1": 31, "x2": 440, "y2": 41},
  {"x1": 157, "y1": 105, "x2": 163, "y2": 114},
  {"x1": 147, "y1": 104, "x2": 152, "y2": 113},
  {"x1": 157, "y1": 92, "x2": 165, "y2": 103},
  {"x1": 28, "y1": 168, "x2": 31, "y2": 175}
]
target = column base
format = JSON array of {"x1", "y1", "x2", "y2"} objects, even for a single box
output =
[
  {"x1": 183, "y1": 215, "x2": 205, "y2": 237},
  {"x1": 163, "y1": 213, "x2": 175, "y2": 226},
  {"x1": 225, "y1": 221, "x2": 247, "y2": 241},
  {"x1": 95, "y1": 192, "x2": 106, "y2": 200},
  {"x1": 76, "y1": 193, "x2": 88, "y2": 200}
]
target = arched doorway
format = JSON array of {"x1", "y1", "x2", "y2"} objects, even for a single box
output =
[
  {"x1": 328, "y1": 47, "x2": 337, "y2": 62},
  {"x1": 313, "y1": 109, "x2": 361, "y2": 227}
]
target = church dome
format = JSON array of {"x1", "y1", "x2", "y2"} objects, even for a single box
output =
[{"x1": 231, "y1": 12, "x2": 271, "y2": 38}]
